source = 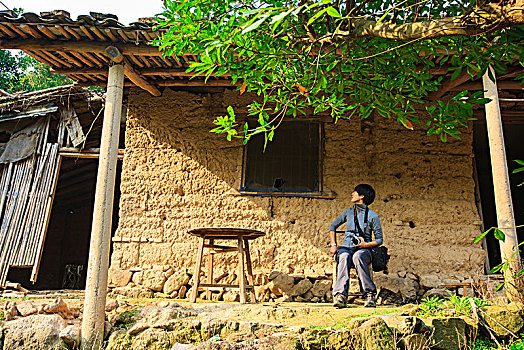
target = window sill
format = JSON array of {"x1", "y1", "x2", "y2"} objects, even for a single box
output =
[{"x1": 237, "y1": 191, "x2": 336, "y2": 199}]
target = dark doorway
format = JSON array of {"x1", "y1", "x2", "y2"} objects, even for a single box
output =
[
  {"x1": 7, "y1": 157, "x2": 122, "y2": 289},
  {"x1": 473, "y1": 119, "x2": 524, "y2": 272}
]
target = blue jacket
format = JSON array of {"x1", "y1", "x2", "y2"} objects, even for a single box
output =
[{"x1": 329, "y1": 203, "x2": 383, "y2": 248}]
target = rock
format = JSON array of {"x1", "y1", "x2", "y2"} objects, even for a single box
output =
[
  {"x1": 380, "y1": 314, "x2": 424, "y2": 335},
  {"x1": 156, "y1": 301, "x2": 179, "y2": 308},
  {"x1": 172, "y1": 343, "x2": 197, "y2": 350},
  {"x1": 266, "y1": 281, "x2": 283, "y2": 297},
  {"x1": 4, "y1": 301, "x2": 18, "y2": 320},
  {"x1": 109, "y1": 267, "x2": 133, "y2": 287},
  {"x1": 274, "y1": 295, "x2": 292, "y2": 303},
  {"x1": 422, "y1": 288, "x2": 452, "y2": 299},
  {"x1": 268, "y1": 271, "x2": 282, "y2": 280},
  {"x1": 164, "y1": 268, "x2": 175, "y2": 278},
  {"x1": 2, "y1": 314, "x2": 66, "y2": 350},
  {"x1": 132, "y1": 271, "x2": 144, "y2": 285},
  {"x1": 354, "y1": 317, "x2": 395, "y2": 350},
  {"x1": 131, "y1": 328, "x2": 172, "y2": 350},
  {"x1": 420, "y1": 274, "x2": 441, "y2": 289},
  {"x1": 290, "y1": 279, "x2": 313, "y2": 297},
  {"x1": 43, "y1": 297, "x2": 70, "y2": 318},
  {"x1": 255, "y1": 285, "x2": 269, "y2": 302},
  {"x1": 140, "y1": 270, "x2": 167, "y2": 292},
  {"x1": 105, "y1": 321, "x2": 113, "y2": 339},
  {"x1": 310, "y1": 280, "x2": 332, "y2": 297},
  {"x1": 15, "y1": 301, "x2": 38, "y2": 317},
  {"x1": 301, "y1": 291, "x2": 313, "y2": 302},
  {"x1": 374, "y1": 275, "x2": 419, "y2": 301},
  {"x1": 272, "y1": 274, "x2": 295, "y2": 295},
  {"x1": 401, "y1": 333, "x2": 431, "y2": 350},
  {"x1": 425, "y1": 317, "x2": 466, "y2": 350},
  {"x1": 113, "y1": 286, "x2": 154, "y2": 298},
  {"x1": 484, "y1": 305, "x2": 524, "y2": 337},
  {"x1": 127, "y1": 306, "x2": 196, "y2": 335},
  {"x1": 164, "y1": 271, "x2": 191, "y2": 295},
  {"x1": 223, "y1": 291, "x2": 240, "y2": 302},
  {"x1": 179, "y1": 285, "x2": 189, "y2": 299},
  {"x1": 59, "y1": 325, "x2": 80, "y2": 347},
  {"x1": 106, "y1": 299, "x2": 120, "y2": 312}
]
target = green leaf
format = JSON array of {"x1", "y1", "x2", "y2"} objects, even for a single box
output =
[
  {"x1": 494, "y1": 228, "x2": 505, "y2": 241},
  {"x1": 473, "y1": 228, "x2": 492, "y2": 243},
  {"x1": 450, "y1": 66, "x2": 463, "y2": 81},
  {"x1": 495, "y1": 282, "x2": 504, "y2": 292},
  {"x1": 515, "y1": 160, "x2": 524, "y2": 166},
  {"x1": 242, "y1": 14, "x2": 269, "y2": 34},
  {"x1": 325, "y1": 6, "x2": 341, "y2": 18},
  {"x1": 307, "y1": 8, "x2": 327, "y2": 26}
]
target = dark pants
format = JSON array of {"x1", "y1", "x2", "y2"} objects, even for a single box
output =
[{"x1": 332, "y1": 247, "x2": 376, "y2": 297}]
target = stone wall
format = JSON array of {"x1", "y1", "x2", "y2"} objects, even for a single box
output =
[{"x1": 109, "y1": 87, "x2": 485, "y2": 285}]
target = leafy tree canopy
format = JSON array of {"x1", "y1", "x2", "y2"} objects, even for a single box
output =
[
  {"x1": 156, "y1": 0, "x2": 524, "y2": 143},
  {"x1": 0, "y1": 50, "x2": 72, "y2": 94}
]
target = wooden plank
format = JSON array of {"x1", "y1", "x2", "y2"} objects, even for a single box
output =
[
  {"x1": 59, "y1": 104, "x2": 86, "y2": 147},
  {"x1": 237, "y1": 236, "x2": 246, "y2": 304},
  {"x1": 243, "y1": 239, "x2": 256, "y2": 302},
  {"x1": 207, "y1": 239, "x2": 214, "y2": 300}
]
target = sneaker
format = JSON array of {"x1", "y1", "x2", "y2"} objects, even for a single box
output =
[
  {"x1": 333, "y1": 294, "x2": 346, "y2": 308},
  {"x1": 364, "y1": 293, "x2": 376, "y2": 308}
]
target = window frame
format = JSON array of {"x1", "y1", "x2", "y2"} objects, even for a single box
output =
[{"x1": 239, "y1": 120, "x2": 326, "y2": 198}]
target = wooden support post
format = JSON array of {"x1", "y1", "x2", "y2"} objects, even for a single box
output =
[
  {"x1": 482, "y1": 66, "x2": 522, "y2": 301},
  {"x1": 80, "y1": 63, "x2": 124, "y2": 350}
]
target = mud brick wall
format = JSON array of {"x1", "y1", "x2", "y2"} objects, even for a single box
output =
[{"x1": 110, "y1": 88, "x2": 485, "y2": 281}]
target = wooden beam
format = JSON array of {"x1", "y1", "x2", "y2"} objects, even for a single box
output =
[
  {"x1": 74, "y1": 79, "x2": 235, "y2": 88},
  {"x1": 19, "y1": 24, "x2": 43, "y2": 39},
  {"x1": 37, "y1": 25, "x2": 57, "y2": 39},
  {"x1": 51, "y1": 67, "x2": 231, "y2": 77},
  {"x1": 104, "y1": 46, "x2": 123, "y2": 63},
  {"x1": 105, "y1": 46, "x2": 161, "y2": 96},
  {"x1": 0, "y1": 38, "x2": 163, "y2": 56},
  {"x1": 124, "y1": 59, "x2": 161, "y2": 96},
  {"x1": 450, "y1": 81, "x2": 524, "y2": 91}
]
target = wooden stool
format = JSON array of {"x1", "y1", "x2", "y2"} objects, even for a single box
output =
[{"x1": 188, "y1": 227, "x2": 265, "y2": 304}]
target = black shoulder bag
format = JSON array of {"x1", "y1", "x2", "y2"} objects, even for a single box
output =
[{"x1": 354, "y1": 207, "x2": 390, "y2": 272}]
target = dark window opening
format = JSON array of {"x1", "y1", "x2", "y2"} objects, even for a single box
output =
[{"x1": 241, "y1": 121, "x2": 323, "y2": 195}]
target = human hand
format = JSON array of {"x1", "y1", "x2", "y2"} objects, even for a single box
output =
[
  {"x1": 330, "y1": 245, "x2": 338, "y2": 256},
  {"x1": 354, "y1": 237, "x2": 367, "y2": 249}
]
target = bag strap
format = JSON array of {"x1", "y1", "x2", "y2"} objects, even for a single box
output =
[{"x1": 353, "y1": 207, "x2": 369, "y2": 236}]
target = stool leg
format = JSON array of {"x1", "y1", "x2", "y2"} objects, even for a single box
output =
[
  {"x1": 237, "y1": 236, "x2": 246, "y2": 304},
  {"x1": 190, "y1": 237, "x2": 205, "y2": 303},
  {"x1": 206, "y1": 239, "x2": 215, "y2": 301},
  {"x1": 243, "y1": 239, "x2": 256, "y2": 302}
]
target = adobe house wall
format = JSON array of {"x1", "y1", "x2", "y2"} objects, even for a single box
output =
[{"x1": 110, "y1": 88, "x2": 485, "y2": 281}]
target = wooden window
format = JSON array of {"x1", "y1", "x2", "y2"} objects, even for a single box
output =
[{"x1": 241, "y1": 120, "x2": 323, "y2": 196}]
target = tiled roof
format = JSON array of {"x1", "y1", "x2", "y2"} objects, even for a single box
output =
[{"x1": 0, "y1": 10, "x2": 233, "y2": 94}]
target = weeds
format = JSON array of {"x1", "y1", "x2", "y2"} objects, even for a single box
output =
[{"x1": 417, "y1": 295, "x2": 487, "y2": 318}]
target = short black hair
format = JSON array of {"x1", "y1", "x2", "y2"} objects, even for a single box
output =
[{"x1": 355, "y1": 184, "x2": 375, "y2": 205}]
